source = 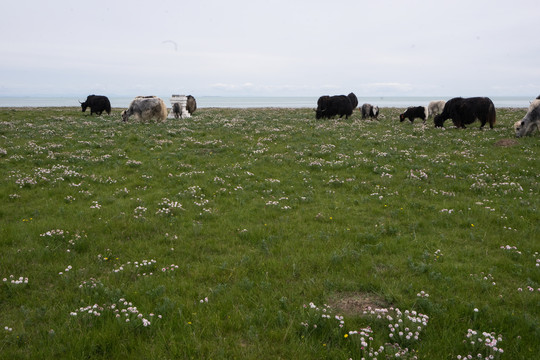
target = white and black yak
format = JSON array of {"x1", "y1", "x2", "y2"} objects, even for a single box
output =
[
  {"x1": 515, "y1": 96, "x2": 540, "y2": 137},
  {"x1": 315, "y1": 93, "x2": 357, "y2": 119},
  {"x1": 400, "y1": 106, "x2": 428, "y2": 124},
  {"x1": 434, "y1": 97, "x2": 496, "y2": 129},
  {"x1": 121, "y1": 96, "x2": 168, "y2": 122},
  {"x1": 361, "y1": 103, "x2": 379, "y2": 120},
  {"x1": 79, "y1": 95, "x2": 111, "y2": 115}
]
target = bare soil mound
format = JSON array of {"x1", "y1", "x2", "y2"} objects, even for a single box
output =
[
  {"x1": 328, "y1": 292, "x2": 390, "y2": 316},
  {"x1": 494, "y1": 138, "x2": 519, "y2": 147}
]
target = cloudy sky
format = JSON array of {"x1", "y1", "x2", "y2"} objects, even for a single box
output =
[{"x1": 1, "y1": 0, "x2": 538, "y2": 97}]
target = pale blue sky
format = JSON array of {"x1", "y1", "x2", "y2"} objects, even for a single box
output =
[{"x1": 1, "y1": 0, "x2": 538, "y2": 97}]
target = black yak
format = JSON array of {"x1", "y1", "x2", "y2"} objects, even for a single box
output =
[
  {"x1": 315, "y1": 93, "x2": 357, "y2": 119},
  {"x1": 400, "y1": 106, "x2": 428, "y2": 123},
  {"x1": 79, "y1": 95, "x2": 111, "y2": 115},
  {"x1": 434, "y1": 97, "x2": 496, "y2": 129},
  {"x1": 172, "y1": 103, "x2": 182, "y2": 119}
]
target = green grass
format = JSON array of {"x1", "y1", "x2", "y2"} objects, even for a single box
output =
[{"x1": 0, "y1": 106, "x2": 538, "y2": 359}]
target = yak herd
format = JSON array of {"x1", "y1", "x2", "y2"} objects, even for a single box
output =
[
  {"x1": 80, "y1": 94, "x2": 197, "y2": 123},
  {"x1": 79, "y1": 93, "x2": 540, "y2": 137},
  {"x1": 316, "y1": 93, "x2": 539, "y2": 137}
]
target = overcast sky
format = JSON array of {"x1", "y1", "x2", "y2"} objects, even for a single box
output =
[{"x1": 1, "y1": 0, "x2": 539, "y2": 97}]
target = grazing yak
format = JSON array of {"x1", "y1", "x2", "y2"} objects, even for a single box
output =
[
  {"x1": 428, "y1": 100, "x2": 446, "y2": 117},
  {"x1": 79, "y1": 95, "x2": 111, "y2": 115},
  {"x1": 121, "y1": 96, "x2": 168, "y2": 122},
  {"x1": 361, "y1": 103, "x2": 379, "y2": 120},
  {"x1": 400, "y1": 106, "x2": 428, "y2": 123},
  {"x1": 515, "y1": 96, "x2": 540, "y2": 137},
  {"x1": 434, "y1": 97, "x2": 496, "y2": 129},
  {"x1": 316, "y1": 93, "x2": 357, "y2": 119}
]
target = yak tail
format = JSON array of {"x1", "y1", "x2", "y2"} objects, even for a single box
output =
[{"x1": 488, "y1": 101, "x2": 496, "y2": 128}]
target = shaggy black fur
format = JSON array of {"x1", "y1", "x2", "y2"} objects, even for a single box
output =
[
  {"x1": 315, "y1": 93, "x2": 356, "y2": 119},
  {"x1": 434, "y1": 97, "x2": 496, "y2": 129},
  {"x1": 400, "y1": 106, "x2": 426, "y2": 123},
  {"x1": 80, "y1": 95, "x2": 111, "y2": 116}
]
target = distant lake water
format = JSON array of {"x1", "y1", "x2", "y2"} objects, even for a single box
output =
[{"x1": 0, "y1": 96, "x2": 534, "y2": 108}]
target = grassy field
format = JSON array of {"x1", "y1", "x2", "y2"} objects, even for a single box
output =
[{"x1": 0, "y1": 106, "x2": 538, "y2": 359}]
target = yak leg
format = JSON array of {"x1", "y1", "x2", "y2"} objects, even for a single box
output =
[{"x1": 479, "y1": 119, "x2": 486, "y2": 128}]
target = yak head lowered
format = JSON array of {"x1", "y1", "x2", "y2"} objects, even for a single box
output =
[
  {"x1": 515, "y1": 99, "x2": 540, "y2": 137},
  {"x1": 79, "y1": 95, "x2": 95, "y2": 113},
  {"x1": 79, "y1": 99, "x2": 89, "y2": 112}
]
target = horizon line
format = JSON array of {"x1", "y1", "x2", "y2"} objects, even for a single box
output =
[{"x1": 0, "y1": 94, "x2": 536, "y2": 99}]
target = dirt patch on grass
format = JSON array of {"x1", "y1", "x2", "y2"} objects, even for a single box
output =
[
  {"x1": 494, "y1": 138, "x2": 519, "y2": 147},
  {"x1": 328, "y1": 292, "x2": 390, "y2": 316}
]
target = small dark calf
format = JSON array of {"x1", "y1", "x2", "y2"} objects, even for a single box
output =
[
  {"x1": 400, "y1": 106, "x2": 427, "y2": 123},
  {"x1": 172, "y1": 103, "x2": 181, "y2": 119}
]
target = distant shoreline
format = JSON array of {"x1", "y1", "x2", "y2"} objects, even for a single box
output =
[{"x1": 0, "y1": 96, "x2": 533, "y2": 108}]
